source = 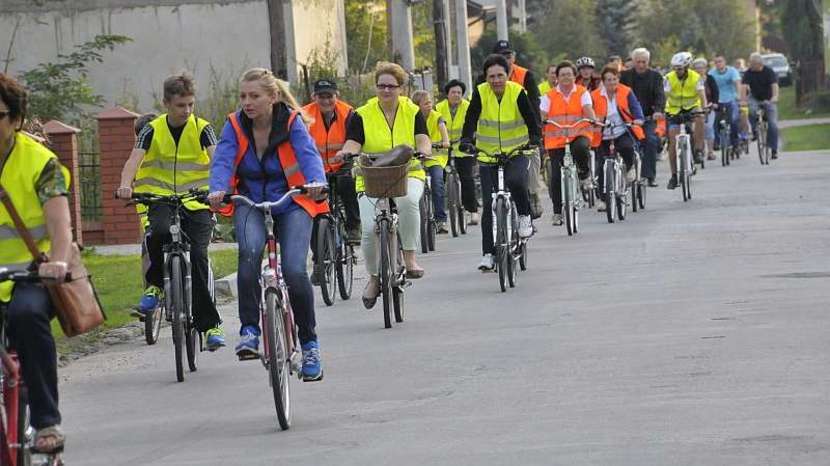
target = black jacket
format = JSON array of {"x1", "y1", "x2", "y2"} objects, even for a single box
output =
[{"x1": 620, "y1": 68, "x2": 666, "y2": 116}]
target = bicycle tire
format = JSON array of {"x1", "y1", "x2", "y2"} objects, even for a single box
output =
[
  {"x1": 170, "y1": 255, "x2": 185, "y2": 382},
  {"x1": 448, "y1": 173, "x2": 459, "y2": 238},
  {"x1": 631, "y1": 182, "x2": 638, "y2": 213},
  {"x1": 507, "y1": 205, "x2": 518, "y2": 288},
  {"x1": 638, "y1": 182, "x2": 647, "y2": 210},
  {"x1": 605, "y1": 192, "x2": 615, "y2": 223},
  {"x1": 393, "y1": 232, "x2": 404, "y2": 323},
  {"x1": 186, "y1": 320, "x2": 198, "y2": 373},
  {"x1": 336, "y1": 242, "x2": 354, "y2": 300},
  {"x1": 265, "y1": 290, "x2": 291, "y2": 430},
  {"x1": 617, "y1": 194, "x2": 627, "y2": 221},
  {"x1": 458, "y1": 205, "x2": 467, "y2": 234},
  {"x1": 419, "y1": 196, "x2": 429, "y2": 254},
  {"x1": 16, "y1": 387, "x2": 32, "y2": 466},
  {"x1": 495, "y1": 198, "x2": 508, "y2": 293},
  {"x1": 379, "y1": 220, "x2": 393, "y2": 328},
  {"x1": 145, "y1": 302, "x2": 163, "y2": 345},
  {"x1": 317, "y1": 217, "x2": 337, "y2": 306},
  {"x1": 721, "y1": 134, "x2": 729, "y2": 167},
  {"x1": 519, "y1": 241, "x2": 527, "y2": 271},
  {"x1": 427, "y1": 217, "x2": 436, "y2": 252}
]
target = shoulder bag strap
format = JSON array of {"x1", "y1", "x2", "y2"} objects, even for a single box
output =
[{"x1": 0, "y1": 182, "x2": 48, "y2": 263}]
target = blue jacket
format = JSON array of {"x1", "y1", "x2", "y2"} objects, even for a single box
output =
[{"x1": 210, "y1": 103, "x2": 326, "y2": 214}]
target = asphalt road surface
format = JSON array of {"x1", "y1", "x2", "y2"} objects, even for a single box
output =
[{"x1": 59, "y1": 148, "x2": 830, "y2": 465}]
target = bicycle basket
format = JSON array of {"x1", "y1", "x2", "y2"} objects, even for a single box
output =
[{"x1": 361, "y1": 163, "x2": 409, "y2": 198}]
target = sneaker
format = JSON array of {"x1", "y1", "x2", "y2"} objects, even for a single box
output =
[
  {"x1": 518, "y1": 215, "x2": 533, "y2": 238},
  {"x1": 667, "y1": 175, "x2": 678, "y2": 190},
  {"x1": 597, "y1": 200, "x2": 607, "y2": 212},
  {"x1": 362, "y1": 275, "x2": 380, "y2": 309},
  {"x1": 550, "y1": 213, "x2": 563, "y2": 226},
  {"x1": 468, "y1": 212, "x2": 480, "y2": 226},
  {"x1": 137, "y1": 286, "x2": 162, "y2": 314},
  {"x1": 771, "y1": 151, "x2": 778, "y2": 160},
  {"x1": 478, "y1": 254, "x2": 495, "y2": 271},
  {"x1": 625, "y1": 167, "x2": 636, "y2": 183},
  {"x1": 301, "y1": 340, "x2": 323, "y2": 382},
  {"x1": 436, "y1": 221, "x2": 449, "y2": 234},
  {"x1": 205, "y1": 327, "x2": 226, "y2": 352},
  {"x1": 706, "y1": 152, "x2": 716, "y2": 161},
  {"x1": 235, "y1": 325, "x2": 260, "y2": 360},
  {"x1": 693, "y1": 150, "x2": 704, "y2": 164}
]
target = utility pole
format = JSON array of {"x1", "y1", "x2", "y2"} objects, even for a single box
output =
[
  {"x1": 495, "y1": 0, "x2": 509, "y2": 41},
  {"x1": 517, "y1": 0, "x2": 527, "y2": 33},
  {"x1": 434, "y1": 0, "x2": 450, "y2": 88},
  {"x1": 266, "y1": 0, "x2": 289, "y2": 79},
  {"x1": 443, "y1": 0, "x2": 453, "y2": 69},
  {"x1": 454, "y1": 0, "x2": 472, "y2": 92},
  {"x1": 388, "y1": 0, "x2": 416, "y2": 71}
]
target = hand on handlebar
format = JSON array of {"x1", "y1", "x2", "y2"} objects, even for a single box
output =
[
  {"x1": 207, "y1": 190, "x2": 227, "y2": 210},
  {"x1": 305, "y1": 183, "x2": 328, "y2": 202},
  {"x1": 115, "y1": 186, "x2": 133, "y2": 199}
]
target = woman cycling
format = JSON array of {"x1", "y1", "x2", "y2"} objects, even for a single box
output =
[
  {"x1": 0, "y1": 73, "x2": 72, "y2": 454},
  {"x1": 411, "y1": 90, "x2": 450, "y2": 234},
  {"x1": 460, "y1": 54, "x2": 540, "y2": 271},
  {"x1": 338, "y1": 62, "x2": 432, "y2": 309},
  {"x1": 208, "y1": 68, "x2": 327, "y2": 382}
]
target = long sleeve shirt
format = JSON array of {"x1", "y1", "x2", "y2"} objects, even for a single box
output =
[
  {"x1": 620, "y1": 68, "x2": 666, "y2": 117},
  {"x1": 460, "y1": 86, "x2": 543, "y2": 146}
]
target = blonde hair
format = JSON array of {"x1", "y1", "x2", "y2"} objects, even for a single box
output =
[
  {"x1": 374, "y1": 62, "x2": 408, "y2": 87},
  {"x1": 410, "y1": 90, "x2": 432, "y2": 106},
  {"x1": 240, "y1": 67, "x2": 311, "y2": 124}
]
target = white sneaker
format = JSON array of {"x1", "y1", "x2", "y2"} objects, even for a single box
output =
[
  {"x1": 625, "y1": 167, "x2": 636, "y2": 183},
  {"x1": 478, "y1": 254, "x2": 495, "y2": 271},
  {"x1": 469, "y1": 212, "x2": 480, "y2": 225},
  {"x1": 551, "y1": 213, "x2": 563, "y2": 226},
  {"x1": 518, "y1": 215, "x2": 533, "y2": 238},
  {"x1": 597, "y1": 200, "x2": 607, "y2": 212}
]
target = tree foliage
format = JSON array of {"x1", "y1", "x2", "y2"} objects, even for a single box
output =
[
  {"x1": 528, "y1": 0, "x2": 605, "y2": 64},
  {"x1": 595, "y1": 0, "x2": 636, "y2": 57}
]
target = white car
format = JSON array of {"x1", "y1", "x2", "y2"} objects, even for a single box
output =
[{"x1": 761, "y1": 53, "x2": 792, "y2": 87}]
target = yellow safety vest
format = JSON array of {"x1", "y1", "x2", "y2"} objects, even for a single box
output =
[
  {"x1": 0, "y1": 132, "x2": 70, "y2": 302},
  {"x1": 476, "y1": 81, "x2": 530, "y2": 163},
  {"x1": 435, "y1": 99, "x2": 470, "y2": 157},
  {"x1": 134, "y1": 114, "x2": 211, "y2": 211},
  {"x1": 423, "y1": 109, "x2": 448, "y2": 169},
  {"x1": 538, "y1": 81, "x2": 553, "y2": 96},
  {"x1": 665, "y1": 69, "x2": 702, "y2": 115},
  {"x1": 354, "y1": 96, "x2": 426, "y2": 192}
]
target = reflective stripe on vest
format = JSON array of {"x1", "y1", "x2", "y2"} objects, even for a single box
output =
[
  {"x1": 543, "y1": 85, "x2": 594, "y2": 150},
  {"x1": 590, "y1": 84, "x2": 646, "y2": 147},
  {"x1": 302, "y1": 100, "x2": 352, "y2": 173},
  {"x1": 665, "y1": 69, "x2": 702, "y2": 114},
  {"x1": 476, "y1": 81, "x2": 530, "y2": 163}
]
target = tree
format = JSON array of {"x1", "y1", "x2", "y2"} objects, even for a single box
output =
[
  {"x1": 345, "y1": 0, "x2": 388, "y2": 74},
  {"x1": 529, "y1": 0, "x2": 605, "y2": 64},
  {"x1": 595, "y1": 0, "x2": 636, "y2": 57},
  {"x1": 780, "y1": 0, "x2": 826, "y2": 101}
]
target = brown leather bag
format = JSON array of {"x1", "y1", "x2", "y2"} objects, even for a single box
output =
[{"x1": 0, "y1": 185, "x2": 105, "y2": 337}]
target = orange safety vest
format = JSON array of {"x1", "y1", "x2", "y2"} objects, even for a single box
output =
[
  {"x1": 543, "y1": 84, "x2": 594, "y2": 150},
  {"x1": 655, "y1": 115, "x2": 667, "y2": 138},
  {"x1": 590, "y1": 84, "x2": 645, "y2": 147},
  {"x1": 510, "y1": 64, "x2": 528, "y2": 88},
  {"x1": 302, "y1": 100, "x2": 353, "y2": 173},
  {"x1": 217, "y1": 111, "x2": 330, "y2": 218}
]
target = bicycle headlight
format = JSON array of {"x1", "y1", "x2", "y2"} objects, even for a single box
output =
[{"x1": 169, "y1": 224, "x2": 180, "y2": 235}]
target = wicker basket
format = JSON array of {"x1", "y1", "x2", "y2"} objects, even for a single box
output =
[{"x1": 361, "y1": 162, "x2": 409, "y2": 198}]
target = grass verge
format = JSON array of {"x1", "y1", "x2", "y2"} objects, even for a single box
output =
[
  {"x1": 778, "y1": 86, "x2": 830, "y2": 121},
  {"x1": 781, "y1": 124, "x2": 830, "y2": 152}
]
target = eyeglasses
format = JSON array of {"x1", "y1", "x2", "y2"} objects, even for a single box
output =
[
  {"x1": 0, "y1": 111, "x2": 9, "y2": 121},
  {"x1": 376, "y1": 84, "x2": 401, "y2": 91}
]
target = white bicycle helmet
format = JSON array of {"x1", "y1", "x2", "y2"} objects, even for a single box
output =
[
  {"x1": 575, "y1": 56, "x2": 595, "y2": 69},
  {"x1": 670, "y1": 52, "x2": 693, "y2": 68}
]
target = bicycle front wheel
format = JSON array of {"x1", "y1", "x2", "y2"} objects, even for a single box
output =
[
  {"x1": 379, "y1": 220, "x2": 393, "y2": 328},
  {"x1": 495, "y1": 198, "x2": 508, "y2": 293},
  {"x1": 170, "y1": 255, "x2": 185, "y2": 382},
  {"x1": 265, "y1": 290, "x2": 291, "y2": 430}
]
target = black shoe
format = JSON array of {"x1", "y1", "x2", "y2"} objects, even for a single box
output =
[
  {"x1": 666, "y1": 175, "x2": 678, "y2": 190},
  {"x1": 771, "y1": 152, "x2": 778, "y2": 160},
  {"x1": 647, "y1": 177, "x2": 658, "y2": 188},
  {"x1": 693, "y1": 150, "x2": 704, "y2": 164}
]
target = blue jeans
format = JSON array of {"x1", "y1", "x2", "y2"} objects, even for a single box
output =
[
  {"x1": 641, "y1": 119, "x2": 660, "y2": 180},
  {"x1": 234, "y1": 204, "x2": 317, "y2": 345},
  {"x1": 749, "y1": 98, "x2": 779, "y2": 153},
  {"x1": 717, "y1": 100, "x2": 740, "y2": 148},
  {"x1": 427, "y1": 165, "x2": 447, "y2": 221}
]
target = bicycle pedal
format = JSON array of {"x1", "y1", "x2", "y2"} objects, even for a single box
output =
[{"x1": 237, "y1": 351, "x2": 260, "y2": 361}]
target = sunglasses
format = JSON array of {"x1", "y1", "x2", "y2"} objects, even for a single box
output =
[{"x1": 376, "y1": 84, "x2": 401, "y2": 90}]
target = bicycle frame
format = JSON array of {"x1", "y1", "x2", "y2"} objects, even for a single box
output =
[{"x1": 0, "y1": 341, "x2": 24, "y2": 466}]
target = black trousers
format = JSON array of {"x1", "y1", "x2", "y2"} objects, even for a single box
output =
[
  {"x1": 453, "y1": 156, "x2": 480, "y2": 213},
  {"x1": 596, "y1": 134, "x2": 636, "y2": 194},
  {"x1": 332, "y1": 173, "x2": 360, "y2": 230},
  {"x1": 547, "y1": 136, "x2": 591, "y2": 215},
  {"x1": 5, "y1": 282, "x2": 60, "y2": 429},
  {"x1": 146, "y1": 205, "x2": 221, "y2": 332},
  {"x1": 478, "y1": 156, "x2": 531, "y2": 255}
]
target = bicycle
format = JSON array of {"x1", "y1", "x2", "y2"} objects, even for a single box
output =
[
  {"x1": 543, "y1": 118, "x2": 598, "y2": 236},
  {"x1": 671, "y1": 111, "x2": 705, "y2": 202},
  {"x1": 419, "y1": 152, "x2": 437, "y2": 254},
  {"x1": 470, "y1": 145, "x2": 534, "y2": 293},
  {"x1": 631, "y1": 135, "x2": 647, "y2": 212},
  {"x1": 444, "y1": 142, "x2": 467, "y2": 238},
  {"x1": 124, "y1": 190, "x2": 209, "y2": 382},
  {"x1": 717, "y1": 106, "x2": 733, "y2": 167},
  {"x1": 755, "y1": 104, "x2": 771, "y2": 165},
  {"x1": 0, "y1": 269, "x2": 64, "y2": 466},
  {"x1": 227, "y1": 185, "x2": 323, "y2": 430},
  {"x1": 598, "y1": 125, "x2": 628, "y2": 224},
  {"x1": 312, "y1": 170, "x2": 355, "y2": 306}
]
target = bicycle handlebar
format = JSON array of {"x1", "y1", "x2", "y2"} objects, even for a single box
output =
[
  {"x1": 0, "y1": 268, "x2": 72, "y2": 282},
  {"x1": 468, "y1": 143, "x2": 537, "y2": 160},
  {"x1": 117, "y1": 188, "x2": 210, "y2": 205},
  {"x1": 229, "y1": 183, "x2": 327, "y2": 212},
  {"x1": 543, "y1": 118, "x2": 602, "y2": 129}
]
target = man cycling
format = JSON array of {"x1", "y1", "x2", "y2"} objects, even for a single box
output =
[
  {"x1": 709, "y1": 55, "x2": 744, "y2": 156},
  {"x1": 538, "y1": 64, "x2": 557, "y2": 96},
  {"x1": 743, "y1": 52, "x2": 780, "y2": 160},
  {"x1": 663, "y1": 52, "x2": 708, "y2": 190},
  {"x1": 575, "y1": 57, "x2": 602, "y2": 91},
  {"x1": 117, "y1": 74, "x2": 225, "y2": 350},
  {"x1": 620, "y1": 48, "x2": 665, "y2": 187}
]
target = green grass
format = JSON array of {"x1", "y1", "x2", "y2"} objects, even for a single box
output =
[
  {"x1": 781, "y1": 124, "x2": 830, "y2": 152},
  {"x1": 778, "y1": 86, "x2": 830, "y2": 120},
  {"x1": 51, "y1": 248, "x2": 237, "y2": 340}
]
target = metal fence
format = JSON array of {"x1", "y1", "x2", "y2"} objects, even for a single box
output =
[{"x1": 78, "y1": 151, "x2": 101, "y2": 221}]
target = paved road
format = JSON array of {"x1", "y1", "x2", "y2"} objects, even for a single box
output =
[
  {"x1": 59, "y1": 149, "x2": 830, "y2": 465},
  {"x1": 778, "y1": 117, "x2": 830, "y2": 128}
]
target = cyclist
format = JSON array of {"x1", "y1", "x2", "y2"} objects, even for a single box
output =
[
  {"x1": 620, "y1": 47, "x2": 665, "y2": 187},
  {"x1": 541, "y1": 60, "x2": 596, "y2": 226},
  {"x1": 337, "y1": 62, "x2": 431, "y2": 308},
  {"x1": 411, "y1": 90, "x2": 450, "y2": 234},
  {"x1": 693, "y1": 57, "x2": 719, "y2": 160},
  {"x1": 709, "y1": 55, "x2": 744, "y2": 155},
  {"x1": 436, "y1": 79, "x2": 480, "y2": 225},
  {"x1": 301, "y1": 79, "x2": 361, "y2": 243},
  {"x1": 575, "y1": 56, "x2": 601, "y2": 91},
  {"x1": 743, "y1": 52, "x2": 780, "y2": 159},
  {"x1": 460, "y1": 54, "x2": 540, "y2": 271},
  {"x1": 663, "y1": 52, "x2": 707, "y2": 190},
  {"x1": 208, "y1": 68, "x2": 327, "y2": 381},
  {"x1": 538, "y1": 64, "x2": 557, "y2": 96},
  {"x1": 492, "y1": 40, "x2": 544, "y2": 219},
  {"x1": 607, "y1": 55, "x2": 623, "y2": 72},
  {"x1": 0, "y1": 73, "x2": 71, "y2": 454},
  {"x1": 117, "y1": 74, "x2": 225, "y2": 351}
]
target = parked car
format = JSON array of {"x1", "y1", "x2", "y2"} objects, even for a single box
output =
[{"x1": 762, "y1": 53, "x2": 792, "y2": 87}]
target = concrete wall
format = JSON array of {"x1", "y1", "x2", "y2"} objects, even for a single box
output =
[{"x1": 1, "y1": 0, "x2": 347, "y2": 111}]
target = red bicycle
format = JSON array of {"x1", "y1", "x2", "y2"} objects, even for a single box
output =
[{"x1": 0, "y1": 269, "x2": 63, "y2": 466}]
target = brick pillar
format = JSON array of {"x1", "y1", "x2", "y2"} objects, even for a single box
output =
[
  {"x1": 96, "y1": 107, "x2": 140, "y2": 245},
  {"x1": 42, "y1": 120, "x2": 84, "y2": 245}
]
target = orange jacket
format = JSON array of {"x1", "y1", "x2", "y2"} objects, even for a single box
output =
[
  {"x1": 543, "y1": 85, "x2": 594, "y2": 149},
  {"x1": 218, "y1": 111, "x2": 329, "y2": 218},
  {"x1": 302, "y1": 100, "x2": 353, "y2": 173},
  {"x1": 510, "y1": 64, "x2": 528, "y2": 88},
  {"x1": 590, "y1": 84, "x2": 645, "y2": 147}
]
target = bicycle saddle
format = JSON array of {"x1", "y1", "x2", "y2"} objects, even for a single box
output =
[{"x1": 359, "y1": 145, "x2": 413, "y2": 167}]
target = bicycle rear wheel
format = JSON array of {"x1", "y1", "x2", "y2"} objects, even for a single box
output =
[
  {"x1": 379, "y1": 221, "x2": 393, "y2": 328},
  {"x1": 16, "y1": 386, "x2": 32, "y2": 466},
  {"x1": 631, "y1": 182, "x2": 638, "y2": 213},
  {"x1": 495, "y1": 198, "x2": 508, "y2": 293},
  {"x1": 336, "y1": 242, "x2": 354, "y2": 300},
  {"x1": 448, "y1": 173, "x2": 459, "y2": 238},
  {"x1": 264, "y1": 290, "x2": 291, "y2": 430},
  {"x1": 617, "y1": 194, "x2": 627, "y2": 221},
  {"x1": 638, "y1": 182, "x2": 647, "y2": 210},
  {"x1": 145, "y1": 302, "x2": 163, "y2": 345},
  {"x1": 316, "y1": 217, "x2": 337, "y2": 306},
  {"x1": 185, "y1": 321, "x2": 198, "y2": 373},
  {"x1": 507, "y1": 205, "x2": 518, "y2": 288},
  {"x1": 170, "y1": 256, "x2": 185, "y2": 382},
  {"x1": 519, "y1": 241, "x2": 528, "y2": 271}
]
